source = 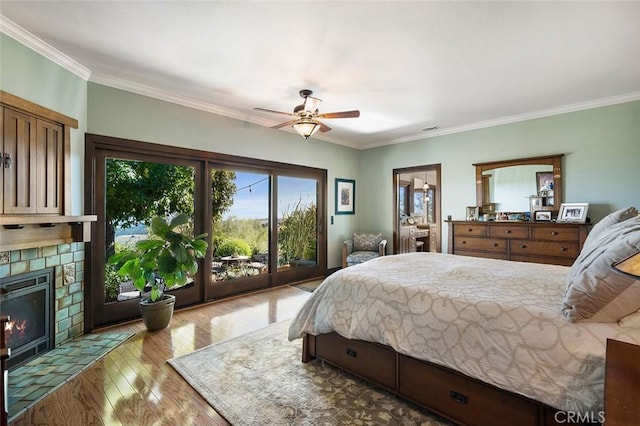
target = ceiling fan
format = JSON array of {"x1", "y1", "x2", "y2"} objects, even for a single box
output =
[{"x1": 254, "y1": 89, "x2": 360, "y2": 139}]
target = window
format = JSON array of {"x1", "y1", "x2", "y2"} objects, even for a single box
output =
[{"x1": 86, "y1": 134, "x2": 326, "y2": 328}]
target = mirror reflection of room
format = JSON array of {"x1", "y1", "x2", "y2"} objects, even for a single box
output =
[
  {"x1": 398, "y1": 170, "x2": 437, "y2": 253},
  {"x1": 483, "y1": 164, "x2": 553, "y2": 214}
]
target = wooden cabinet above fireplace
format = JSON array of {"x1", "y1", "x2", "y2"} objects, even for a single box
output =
[{"x1": 0, "y1": 91, "x2": 96, "y2": 252}]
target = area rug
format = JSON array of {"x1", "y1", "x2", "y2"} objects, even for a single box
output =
[
  {"x1": 8, "y1": 332, "x2": 134, "y2": 421},
  {"x1": 168, "y1": 321, "x2": 451, "y2": 425}
]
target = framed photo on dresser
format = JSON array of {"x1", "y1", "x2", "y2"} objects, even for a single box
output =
[
  {"x1": 558, "y1": 203, "x2": 589, "y2": 223},
  {"x1": 534, "y1": 211, "x2": 552, "y2": 222}
]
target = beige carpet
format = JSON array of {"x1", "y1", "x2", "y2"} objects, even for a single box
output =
[{"x1": 168, "y1": 321, "x2": 451, "y2": 425}]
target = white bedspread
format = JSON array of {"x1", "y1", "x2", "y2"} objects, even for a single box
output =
[{"x1": 288, "y1": 252, "x2": 640, "y2": 413}]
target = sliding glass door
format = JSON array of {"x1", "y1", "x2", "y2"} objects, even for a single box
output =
[{"x1": 86, "y1": 134, "x2": 326, "y2": 329}]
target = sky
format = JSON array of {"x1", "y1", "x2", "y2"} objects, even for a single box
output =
[{"x1": 223, "y1": 171, "x2": 317, "y2": 220}]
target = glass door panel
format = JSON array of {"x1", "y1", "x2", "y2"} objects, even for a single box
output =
[
  {"x1": 207, "y1": 168, "x2": 270, "y2": 299},
  {"x1": 95, "y1": 154, "x2": 200, "y2": 326},
  {"x1": 276, "y1": 175, "x2": 318, "y2": 271}
]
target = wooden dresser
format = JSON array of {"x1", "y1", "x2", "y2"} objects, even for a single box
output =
[{"x1": 447, "y1": 221, "x2": 590, "y2": 266}]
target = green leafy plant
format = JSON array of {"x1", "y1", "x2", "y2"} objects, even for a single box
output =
[
  {"x1": 215, "y1": 238, "x2": 252, "y2": 258},
  {"x1": 108, "y1": 214, "x2": 208, "y2": 302}
]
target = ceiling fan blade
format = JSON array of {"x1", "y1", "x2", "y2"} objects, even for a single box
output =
[
  {"x1": 271, "y1": 119, "x2": 298, "y2": 129},
  {"x1": 318, "y1": 121, "x2": 332, "y2": 133},
  {"x1": 254, "y1": 107, "x2": 295, "y2": 117},
  {"x1": 317, "y1": 110, "x2": 360, "y2": 119}
]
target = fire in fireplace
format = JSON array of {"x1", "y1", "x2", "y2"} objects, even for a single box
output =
[{"x1": 0, "y1": 269, "x2": 54, "y2": 369}]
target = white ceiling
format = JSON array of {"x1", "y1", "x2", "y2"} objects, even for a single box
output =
[{"x1": 2, "y1": 1, "x2": 639, "y2": 149}]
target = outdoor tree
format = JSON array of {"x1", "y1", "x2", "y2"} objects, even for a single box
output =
[{"x1": 105, "y1": 159, "x2": 236, "y2": 258}]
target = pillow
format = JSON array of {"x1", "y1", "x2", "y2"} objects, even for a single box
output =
[
  {"x1": 562, "y1": 216, "x2": 640, "y2": 322},
  {"x1": 619, "y1": 310, "x2": 640, "y2": 328},
  {"x1": 582, "y1": 206, "x2": 637, "y2": 252},
  {"x1": 352, "y1": 232, "x2": 383, "y2": 251}
]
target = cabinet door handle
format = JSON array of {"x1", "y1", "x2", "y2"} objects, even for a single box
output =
[{"x1": 3, "y1": 153, "x2": 11, "y2": 168}]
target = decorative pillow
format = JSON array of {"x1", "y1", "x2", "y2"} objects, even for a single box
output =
[
  {"x1": 562, "y1": 216, "x2": 640, "y2": 323},
  {"x1": 352, "y1": 232, "x2": 383, "y2": 252},
  {"x1": 619, "y1": 309, "x2": 640, "y2": 328},
  {"x1": 582, "y1": 206, "x2": 637, "y2": 252}
]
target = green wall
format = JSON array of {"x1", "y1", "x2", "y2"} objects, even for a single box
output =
[
  {"x1": 3, "y1": 33, "x2": 639, "y2": 263},
  {"x1": 0, "y1": 34, "x2": 88, "y2": 215},
  {"x1": 86, "y1": 83, "x2": 361, "y2": 267},
  {"x1": 359, "y1": 100, "x2": 640, "y2": 251}
]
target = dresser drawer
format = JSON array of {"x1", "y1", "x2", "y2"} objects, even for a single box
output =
[
  {"x1": 510, "y1": 240, "x2": 580, "y2": 258},
  {"x1": 398, "y1": 355, "x2": 539, "y2": 426},
  {"x1": 452, "y1": 224, "x2": 487, "y2": 237},
  {"x1": 454, "y1": 236, "x2": 507, "y2": 253},
  {"x1": 531, "y1": 226, "x2": 579, "y2": 242},
  {"x1": 489, "y1": 225, "x2": 529, "y2": 239},
  {"x1": 454, "y1": 250, "x2": 508, "y2": 260},
  {"x1": 316, "y1": 332, "x2": 396, "y2": 390}
]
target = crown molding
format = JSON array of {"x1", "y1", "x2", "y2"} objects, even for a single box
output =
[
  {"x1": 89, "y1": 72, "x2": 357, "y2": 147},
  {"x1": 371, "y1": 91, "x2": 640, "y2": 150},
  {"x1": 0, "y1": 15, "x2": 91, "y2": 81}
]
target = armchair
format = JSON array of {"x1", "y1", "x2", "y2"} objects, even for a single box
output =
[{"x1": 342, "y1": 232, "x2": 387, "y2": 268}]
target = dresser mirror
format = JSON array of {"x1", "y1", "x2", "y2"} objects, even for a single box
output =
[{"x1": 473, "y1": 154, "x2": 563, "y2": 214}]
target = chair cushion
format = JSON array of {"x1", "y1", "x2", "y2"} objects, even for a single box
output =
[
  {"x1": 562, "y1": 215, "x2": 640, "y2": 322},
  {"x1": 352, "y1": 232, "x2": 384, "y2": 251},
  {"x1": 346, "y1": 251, "x2": 380, "y2": 266}
]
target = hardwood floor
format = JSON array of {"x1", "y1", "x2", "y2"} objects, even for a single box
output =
[{"x1": 10, "y1": 285, "x2": 313, "y2": 426}]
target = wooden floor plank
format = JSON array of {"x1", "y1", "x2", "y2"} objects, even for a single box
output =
[{"x1": 9, "y1": 285, "x2": 312, "y2": 425}]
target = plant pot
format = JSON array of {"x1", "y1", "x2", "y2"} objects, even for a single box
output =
[{"x1": 139, "y1": 294, "x2": 176, "y2": 331}]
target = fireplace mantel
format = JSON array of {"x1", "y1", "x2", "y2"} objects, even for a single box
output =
[{"x1": 0, "y1": 214, "x2": 97, "y2": 252}]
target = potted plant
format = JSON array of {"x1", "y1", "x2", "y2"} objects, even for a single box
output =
[{"x1": 108, "y1": 213, "x2": 208, "y2": 331}]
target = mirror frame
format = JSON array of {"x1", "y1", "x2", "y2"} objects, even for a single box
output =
[{"x1": 473, "y1": 154, "x2": 564, "y2": 213}]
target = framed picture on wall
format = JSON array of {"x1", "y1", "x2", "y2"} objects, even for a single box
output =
[
  {"x1": 335, "y1": 178, "x2": 355, "y2": 215},
  {"x1": 558, "y1": 203, "x2": 589, "y2": 223}
]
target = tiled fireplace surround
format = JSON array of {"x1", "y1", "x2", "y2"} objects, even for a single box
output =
[{"x1": 0, "y1": 242, "x2": 86, "y2": 346}]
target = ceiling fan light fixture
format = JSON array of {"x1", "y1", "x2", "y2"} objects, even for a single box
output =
[{"x1": 292, "y1": 120, "x2": 321, "y2": 139}]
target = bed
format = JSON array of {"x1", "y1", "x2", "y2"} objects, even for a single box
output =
[{"x1": 288, "y1": 227, "x2": 640, "y2": 426}]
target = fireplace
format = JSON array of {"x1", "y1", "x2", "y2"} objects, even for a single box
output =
[{"x1": 0, "y1": 269, "x2": 54, "y2": 370}]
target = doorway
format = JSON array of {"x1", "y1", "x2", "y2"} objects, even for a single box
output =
[{"x1": 393, "y1": 164, "x2": 442, "y2": 254}]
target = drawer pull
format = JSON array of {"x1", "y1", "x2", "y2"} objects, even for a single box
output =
[
  {"x1": 505, "y1": 230, "x2": 511, "y2": 234},
  {"x1": 520, "y1": 244, "x2": 527, "y2": 249},
  {"x1": 462, "y1": 241, "x2": 467, "y2": 244},
  {"x1": 551, "y1": 231, "x2": 559, "y2": 235},
  {"x1": 346, "y1": 348, "x2": 358, "y2": 358},
  {"x1": 493, "y1": 243, "x2": 499, "y2": 247},
  {"x1": 467, "y1": 228, "x2": 473, "y2": 232},
  {"x1": 449, "y1": 390, "x2": 468, "y2": 405},
  {"x1": 560, "y1": 247, "x2": 567, "y2": 252}
]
